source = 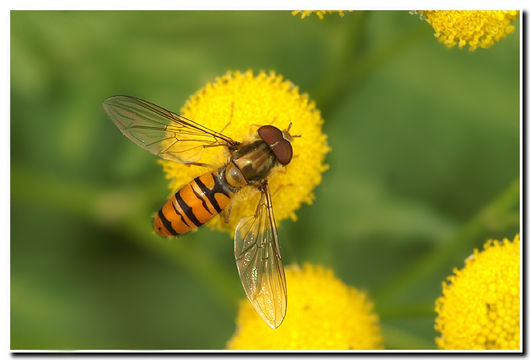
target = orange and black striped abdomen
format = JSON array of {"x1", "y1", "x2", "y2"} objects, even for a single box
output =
[{"x1": 154, "y1": 170, "x2": 233, "y2": 236}]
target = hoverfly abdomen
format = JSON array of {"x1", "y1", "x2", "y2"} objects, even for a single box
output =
[{"x1": 154, "y1": 170, "x2": 236, "y2": 236}]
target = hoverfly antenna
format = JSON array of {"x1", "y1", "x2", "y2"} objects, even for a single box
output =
[{"x1": 284, "y1": 122, "x2": 301, "y2": 140}]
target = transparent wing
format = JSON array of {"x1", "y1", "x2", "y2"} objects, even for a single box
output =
[
  {"x1": 234, "y1": 182, "x2": 287, "y2": 328},
  {"x1": 103, "y1": 95, "x2": 238, "y2": 163}
]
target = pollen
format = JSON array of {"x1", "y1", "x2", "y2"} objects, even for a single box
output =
[
  {"x1": 418, "y1": 10, "x2": 519, "y2": 51},
  {"x1": 227, "y1": 263, "x2": 383, "y2": 350},
  {"x1": 159, "y1": 70, "x2": 330, "y2": 234},
  {"x1": 292, "y1": 10, "x2": 351, "y2": 19},
  {"x1": 434, "y1": 234, "x2": 520, "y2": 349}
]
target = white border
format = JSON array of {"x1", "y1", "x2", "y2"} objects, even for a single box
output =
[{"x1": 6, "y1": 4, "x2": 525, "y2": 354}]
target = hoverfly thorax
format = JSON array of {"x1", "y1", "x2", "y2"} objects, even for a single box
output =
[
  {"x1": 230, "y1": 140, "x2": 276, "y2": 185},
  {"x1": 225, "y1": 125, "x2": 294, "y2": 188}
]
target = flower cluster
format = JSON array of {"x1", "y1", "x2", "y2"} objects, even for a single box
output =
[
  {"x1": 434, "y1": 234, "x2": 520, "y2": 349},
  {"x1": 160, "y1": 70, "x2": 330, "y2": 234},
  {"x1": 418, "y1": 10, "x2": 519, "y2": 50},
  {"x1": 227, "y1": 264, "x2": 383, "y2": 350}
]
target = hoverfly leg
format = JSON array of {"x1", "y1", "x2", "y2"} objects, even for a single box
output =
[
  {"x1": 248, "y1": 123, "x2": 262, "y2": 133},
  {"x1": 270, "y1": 183, "x2": 296, "y2": 198},
  {"x1": 181, "y1": 160, "x2": 217, "y2": 169},
  {"x1": 284, "y1": 122, "x2": 301, "y2": 139},
  {"x1": 222, "y1": 203, "x2": 233, "y2": 223},
  {"x1": 219, "y1": 102, "x2": 235, "y2": 134},
  {"x1": 257, "y1": 182, "x2": 268, "y2": 214}
]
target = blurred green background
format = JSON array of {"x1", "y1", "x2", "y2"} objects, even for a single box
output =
[{"x1": 11, "y1": 11, "x2": 519, "y2": 350}]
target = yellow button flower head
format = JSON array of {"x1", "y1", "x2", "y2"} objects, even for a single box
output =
[
  {"x1": 159, "y1": 70, "x2": 330, "y2": 234},
  {"x1": 418, "y1": 10, "x2": 519, "y2": 51},
  {"x1": 435, "y1": 234, "x2": 520, "y2": 349},
  {"x1": 292, "y1": 10, "x2": 350, "y2": 20},
  {"x1": 227, "y1": 264, "x2": 383, "y2": 350}
]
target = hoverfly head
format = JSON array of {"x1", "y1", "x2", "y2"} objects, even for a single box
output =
[{"x1": 257, "y1": 124, "x2": 295, "y2": 166}]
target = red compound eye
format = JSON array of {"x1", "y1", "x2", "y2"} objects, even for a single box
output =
[{"x1": 258, "y1": 125, "x2": 293, "y2": 165}]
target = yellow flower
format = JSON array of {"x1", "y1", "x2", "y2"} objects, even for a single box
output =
[
  {"x1": 418, "y1": 10, "x2": 519, "y2": 51},
  {"x1": 160, "y1": 70, "x2": 330, "y2": 234},
  {"x1": 434, "y1": 234, "x2": 520, "y2": 349},
  {"x1": 292, "y1": 10, "x2": 351, "y2": 20},
  {"x1": 227, "y1": 264, "x2": 383, "y2": 350}
]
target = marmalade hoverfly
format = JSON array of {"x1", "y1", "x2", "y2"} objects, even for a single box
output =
[{"x1": 103, "y1": 95, "x2": 296, "y2": 328}]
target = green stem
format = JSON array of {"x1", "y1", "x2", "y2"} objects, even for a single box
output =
[
  {"x1": 374, "y1": 178, "x2": 520, "y2": 302},
  {"x1": 377, "y1": 303, "x2": 435, "y2": 319},
  {"x1": 12, "y1": 166, "x2": 241, "y2": 309},
  {"x1": 315, "y1": 12, "x2": 430, "y2": 117},
  {"x1": 117, "y1": 217, "x2": 241, "y2": 310},
  {"x1": 381, "y1": 323, "x2": 436, "y2": 349},
  {"x1": 149, "y1": 234, "x2": 242, "y2": 310},
  {"x1": 312, "y1": 11, "x2": 369, "y2": 111}
]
